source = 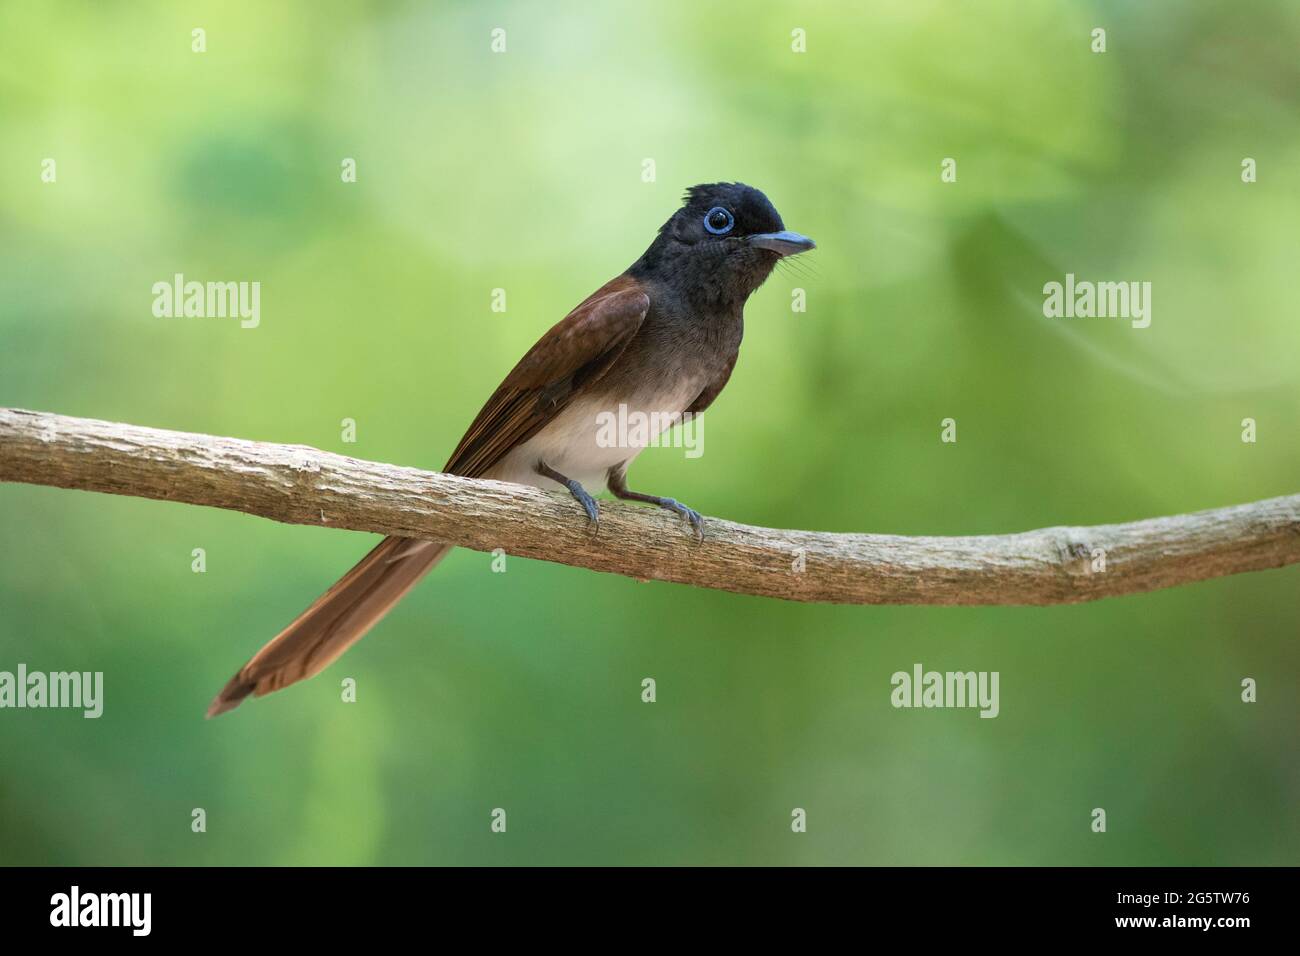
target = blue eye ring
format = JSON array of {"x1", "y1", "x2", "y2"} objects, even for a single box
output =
[{"x1": 703, "y1": 206, "x2": 735, "y2": 235}]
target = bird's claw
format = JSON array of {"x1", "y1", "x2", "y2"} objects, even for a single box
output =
[
  {"x1": 569, "y1": 486, "x2": 600, "y2": 530},
  {"x1": 659, "y1": 498, "x2": 705, "y2": 540},
  {"x1": 549, "y1": 471, "x2": 600, "y2": 532}
]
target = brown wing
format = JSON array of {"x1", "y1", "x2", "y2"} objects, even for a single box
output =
[
  {"x1": 685, "y1": 350, "x2": 739, "y2": 416},
  {"x1": 443, "y1": 275, "x2": 650, "y2": 478}
]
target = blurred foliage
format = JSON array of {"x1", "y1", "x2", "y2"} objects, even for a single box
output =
[{"x1": 0, "y1": 0, "x2": 1296, "y2": 865}]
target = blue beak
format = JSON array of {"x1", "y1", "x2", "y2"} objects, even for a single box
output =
[{"x1": 748, "y1": 230, "x2": 816, "y2": 257}]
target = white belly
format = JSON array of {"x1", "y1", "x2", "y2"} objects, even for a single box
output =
[{"x1": 486, "y1": 380, "x2": 704, "y2": 492}]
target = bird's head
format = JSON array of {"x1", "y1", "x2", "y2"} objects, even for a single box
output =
[{"x1": 631, "y1": 182, "x2": 815, "y2": 306}]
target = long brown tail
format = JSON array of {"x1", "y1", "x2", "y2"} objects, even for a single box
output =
[{"x1": 206, "y1": 537, "x2": 452, "y2": 717}]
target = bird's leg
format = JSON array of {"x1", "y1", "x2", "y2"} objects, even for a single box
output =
[
  {"x1": 536, "y1": 461, "x2": 599, "y2": 527},
  {"x1": 607, "y1": 464, "x2": 705, "y2": 540}
]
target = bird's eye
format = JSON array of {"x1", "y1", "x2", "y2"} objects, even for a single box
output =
[{"x1": 703, "y1": 207, "x2": 735, "y2": 235}]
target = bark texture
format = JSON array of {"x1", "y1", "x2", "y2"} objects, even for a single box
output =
[{"x1": 2, "y1": 407, "x2": 1297, "y2": 605}]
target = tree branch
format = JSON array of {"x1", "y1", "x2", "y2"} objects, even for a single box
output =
[{"x1": 1, "y1": 407, "x2": 1297, "y2": 605}]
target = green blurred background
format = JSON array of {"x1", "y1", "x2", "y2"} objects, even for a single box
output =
[{"x1": 1, "y1": 1, "x2": 1296, "y2": 865}]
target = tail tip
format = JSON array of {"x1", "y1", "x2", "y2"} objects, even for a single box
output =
[{"x1": 205, "y1": 675, "x2": 255, "y2": 719}]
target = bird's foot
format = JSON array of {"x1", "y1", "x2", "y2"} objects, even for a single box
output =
[
  {"x1": 568, "y1": 481, "x2": 600, "y2": 527},
  {"x1": 537, "y1": 461, "x2": 600, "y2": 530},
  {"x1": 606, "y1": 468, "x2": 705, "y2": 540},
  {"x1": 652, "y1": 497, "x2": 704, "y2": 539},
  {"x1": 627, "y1": 494, "x2": 704, "y2": 540}
]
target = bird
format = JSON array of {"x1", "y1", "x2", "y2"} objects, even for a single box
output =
[{"x1": 206, "y1": 182, "x2": 815, "y2": 717}]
